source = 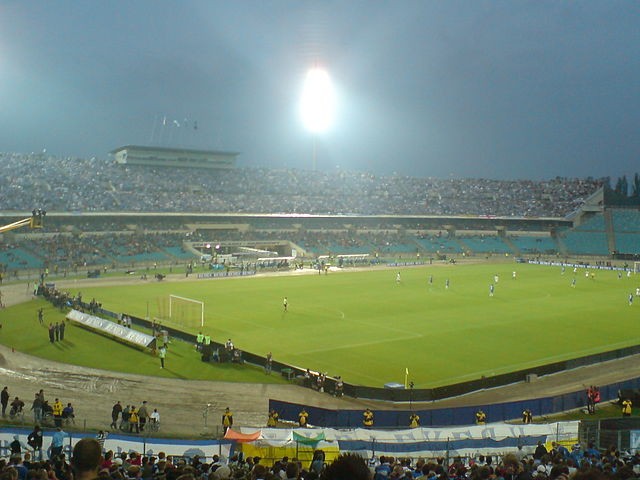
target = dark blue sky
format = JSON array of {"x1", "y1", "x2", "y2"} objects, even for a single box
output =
[{"x1": 0, "y1": 0, "x2": 638, "y2": 180}]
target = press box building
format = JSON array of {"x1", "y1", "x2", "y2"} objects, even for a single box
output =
[{"x1": 111, "y1": 145, "x2": 239, "y2": 169}]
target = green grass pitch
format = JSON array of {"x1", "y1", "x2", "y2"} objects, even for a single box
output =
[{"x1": 1, "y1": 262, "x2": 639, "y2": 388}]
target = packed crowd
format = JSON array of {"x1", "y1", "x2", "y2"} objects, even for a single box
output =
[
  {"x1": 1, "y1": 440, "x2": 638, "y2": 480},
  {"x1": 0, "y1": 152, "x2": 603, "y2": 217}
]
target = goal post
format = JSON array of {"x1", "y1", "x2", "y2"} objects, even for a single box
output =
[
  {"x1": 634, "y1": 262, "x2": 640, "y2": 274},
  {"x1": 168, "y1": 295, "x2": 205, "y2": 328}
]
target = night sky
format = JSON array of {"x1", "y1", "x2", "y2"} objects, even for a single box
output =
[{"x1": 0, "y1": 0, "x2": 638, "y2": 180}]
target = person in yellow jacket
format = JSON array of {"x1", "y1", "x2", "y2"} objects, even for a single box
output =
[
  {"x1": 298, "y1": 408, "x2": 309, "y2": 428},
  {"x1": 475, "y1": 409, "x2": 487, "y2": 425},
  {"x1": 222, "y1": 407, "x2": 233, "y2": 434},
  {"x1": 363, "y1": 408, "x2": 374, "y2": 428},
  {"x1": 409, "y1": 412, "x2": 420, "y2": 428},
  {"x1": 267, "y1": 409, "x2": 279, "y2": 428},
  {"x1": 129, "y1": 406, "x2": 140, "y2": 433},
  {"x1": 622, "y1": 398, "x2": 633, "y2": 417},
  {"x1": 52, "y1": 398, "x2": 64, "y2": 428}
]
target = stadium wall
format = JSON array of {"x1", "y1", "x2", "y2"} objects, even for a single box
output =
[{"x1": 270, "y1": 375, "x2": 640, "y2": 428}]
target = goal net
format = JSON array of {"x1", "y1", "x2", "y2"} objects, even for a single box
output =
[
  {"x1": 157, "y1": 295, "x2": 204, "y2": 327},
  {"x1": 634, "y1": 262, "x2": 640, "y2": 274}
]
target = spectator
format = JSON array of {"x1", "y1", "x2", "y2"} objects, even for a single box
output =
[
  {"x1": 71, "y1": 438, "x2": 103, "y2": 480},
  {"x1": 50, "y1": 427, "x2": 69, "y2": 459},
  {"x1": 320, "y1": 453, "x2": 371, "y2": 480}
]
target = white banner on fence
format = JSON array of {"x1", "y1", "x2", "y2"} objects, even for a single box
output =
[
  {"x1": 238, "y1": 421, "x2": 578, "y2": 444},
  {"x1": 66, "y1": 309, "x2": 156, "y2": 349},
  {"x1": 234, "y1": 421, "x2": 579, "y2": 458}
]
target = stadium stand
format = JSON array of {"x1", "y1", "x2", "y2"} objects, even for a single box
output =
[
  {"x1": 509, "y1": 235, "x2": 558, "y2": 255},
  {"x1": 611, "y1": 208, "x2": 640, "y2": 233},
  {"x1": 615, "y1": 234, "x2": 640, "y2": 255},
  {"x1": 573, "y1": 213, "x2": 607, "y2": 231},
  {"x1": 0, "y1": 152, "x2": 603, "y2": 216},
  {"x1": 560, "y1": 231, "x2": 610, "y2": 256},
  {"x1": 457, "y1": 235, "x2": 511, "y2": 254}
]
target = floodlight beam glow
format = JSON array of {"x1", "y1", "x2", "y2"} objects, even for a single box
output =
[{"x1": 300, "y1": 68, "x2": 335, "y2": 134}]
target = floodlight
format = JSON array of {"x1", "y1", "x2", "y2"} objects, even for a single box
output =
[{"x1": 300, "y1": 67, "x2": 335, "y2": 134}]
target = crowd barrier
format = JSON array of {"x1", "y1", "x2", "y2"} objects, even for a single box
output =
[
  {"x1": 270, "y1": 376, "x2": 640, "y2": 428},
  {"x1": 0, "y1": 428, "x2": 232, "y2": 461}
]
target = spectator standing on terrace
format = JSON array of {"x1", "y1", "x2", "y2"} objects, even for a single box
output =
[
  {"x1": 137, "y1": 401, "x2": 149, "y2": 432},
  {"x1": 1, "y1": 386, "x2": 9, "y2": 417},
  {"x1": 10, "y1": 434, "x2": 28, "y2": 455},
  {"x1": 533, "y1": 441, "x2": 547, "y2": 459},
  {"x1": 622, "y1": 398, "x2": 632, "y2": 417},
  {"x1": 27, "y1": 425, "x2": 43, "y2": 460},
  {"x1": 8, "y1": 452, "x2": 28, "y2": 480},
  {"x1": 50, "y1": 427, "x2": 69, "y2": 459},
  {"x1": 110, "y1": 401, "x2": 122, "y2": 429},
  {"x1": 121, "y1": 404, "x2": 131, "y2": 431},
  {"x1": 31, "y1": 392, "x2": 43, "y2": 424},
  {"x1": 522, "y1": 409, "x2": 533, "y2": 424},
  {"x1": 374, "y1": 456, "x2": 392, "y2": 480},
  {"x1": 475, "y1": 409, "x2": 486, "y2": 425}
]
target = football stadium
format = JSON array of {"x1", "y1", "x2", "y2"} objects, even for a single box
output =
[
  {"x1": 2, "y1": 150, "x2": 640, "y2": 464},
  {"x1": 1, "y1": 2, "x2": 640, "y2": 477}
]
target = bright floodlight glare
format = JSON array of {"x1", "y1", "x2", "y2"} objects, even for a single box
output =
[{"x1": 300, "y1": 68, "x2": 335, "y2": 133}]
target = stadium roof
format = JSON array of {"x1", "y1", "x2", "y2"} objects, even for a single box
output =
[
  {"x1": 110, "y1": 145, "x2": 239, "y2": 156},
  {"x1": 111, "y1": 144, "x2": 239, "y2": 169}
]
